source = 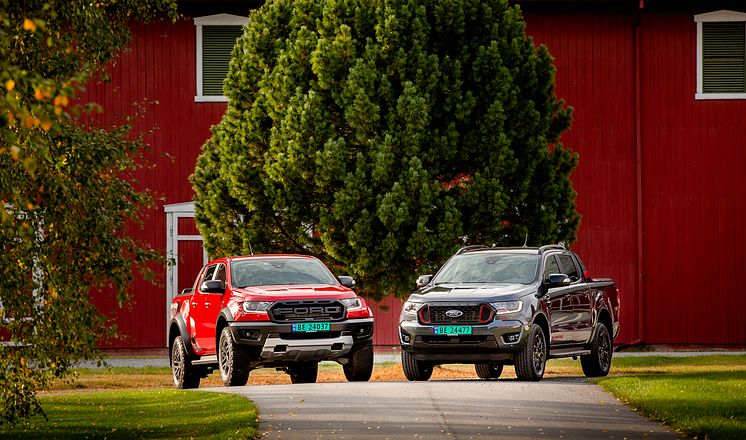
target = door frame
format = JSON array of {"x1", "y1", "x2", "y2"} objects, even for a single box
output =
[{"x1": 164, "y1": 201, "x2": 207, "y2": 345}]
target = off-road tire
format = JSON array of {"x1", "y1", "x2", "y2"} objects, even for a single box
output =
[
  {"x1": 515, "y1": 323, "x2": 547, "y2": 381},
  {"x1": 401, "y1": 350, "x2": 433, "y2": 381},
  {"x1": 581, "y1": 323, "x2": 612, "y2": 377},
  {"x1": 171, "y1": 336, "x2": 201, "y2": 389},
  {"x1": 218, "y1": 327, "x2": 251, "y2": 386},
  {"x1": 343, "y1": 340, "x2": 374, "y2": 382},
  {"x1": 475, "y1": 362, "x2": 504, "y2": 379}
]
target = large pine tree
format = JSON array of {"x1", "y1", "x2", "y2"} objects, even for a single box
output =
[{"x1": 192, "y1": 0, "x2": 580, "y2": 296}]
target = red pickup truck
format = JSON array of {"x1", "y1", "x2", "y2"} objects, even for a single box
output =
[{"x1": 168, "y1": 254, "x2": 374, "y2": 388}]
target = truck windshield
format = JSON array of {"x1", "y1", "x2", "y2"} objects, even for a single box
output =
[
  {"x1": 433, "y1": 253, "x2": 539, "y2": 285},
  {"x1": 231, "y1": 258, "x2": 338, "y2": 288}
]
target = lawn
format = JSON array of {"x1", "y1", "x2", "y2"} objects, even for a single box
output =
[
  {"x1": 595, "y1": 355, "x2": 746, "y2": 440},
  {"x1": 0, "y1": 389, "x2": 259, "y2": 440}
]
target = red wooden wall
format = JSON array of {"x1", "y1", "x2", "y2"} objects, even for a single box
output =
[
  {"x1": 82, "y1": 20, "x2": 228, "y2": 348},
  {"x1": 638, "y1": 10, "x2": 746, "y2": 345},
  {"x1": 84, "y1": 5, "x2": 746, "y2": 348}
]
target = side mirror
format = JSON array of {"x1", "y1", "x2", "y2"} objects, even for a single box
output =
[
  {"x1": 180, "y1": 288, "x2": 193, "y2": 295},
  {"x1": 416, "y1": 274, "x2": 433, "y2": 289},
  {"x1": 200, "y1": 280, "x2": 225, "y2": 294},
  {"x1": 545, "y1": 273, "x2": 571, "y2": 287},
  {"x1": 338, "y1": 276, "x2": 356, "y2": 288}
]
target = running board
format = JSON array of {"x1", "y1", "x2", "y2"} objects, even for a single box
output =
[
  {"x1": 192, "y1": 355, "x2": 218, "y2": 366},
  {"x1": 548, "y1": 348, "x2": 591, "y2": 359}
]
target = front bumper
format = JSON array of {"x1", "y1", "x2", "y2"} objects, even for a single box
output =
[
  {"x1": 399, "y1": 318, "x2": 529, "y2": 363},
  {"x1": 228, "y1": 318, "x2": 373, "y2": 363}
]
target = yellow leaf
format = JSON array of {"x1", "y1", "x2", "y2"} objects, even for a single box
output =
[
  {"x1": 5, "y1": 80, "x2": 15, "y2": 91},
  {"x1": 54, "y1": 106, "x2": 63, "y2": 116},
  {"x1": 23, "y1": 19, "x2": 37, "y2": 32},
  {"x1": 34, "y1": 88, "x2": 44, "y2": 100},
  {"x1": 41, "y1": 120, "x2": 52, "y2": 131},
  {"x1": 54, "y1": 95, "x2": 69, "y2": 107}
]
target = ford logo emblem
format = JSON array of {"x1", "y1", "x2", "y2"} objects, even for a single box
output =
[{"x1": 445, "y1": 309, "x2": 463, "y2": 318}]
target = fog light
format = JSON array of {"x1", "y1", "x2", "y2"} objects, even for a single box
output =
[
  {"x1": 401, "y1": 330, "x2": 411, "y2": 344},
  {"x1": 239, "y1": 329, "x2": 261, "y2": 341},
  {"x1": 503, "y1": 332, "x2": 520, "y2": 343}
]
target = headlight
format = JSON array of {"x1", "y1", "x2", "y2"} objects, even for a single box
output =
[
  {"x1": 402, "y1": 301, "x2": 425, "y2": 315},
  {"x1": 491, "y1": 301, "x2": 523, "y2": 315},
  {"x1": 242, "y1": 301, "x2": 272, "y2": 313},
  {"x1": 341, "y1": 298, "x2": 363, "y2": 310}
]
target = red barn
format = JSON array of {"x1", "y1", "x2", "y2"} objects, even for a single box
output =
[{"x1": 85, "y1": 0, "x2": 746, "y2": 349}]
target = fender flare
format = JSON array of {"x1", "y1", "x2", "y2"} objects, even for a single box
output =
[{"x1": 168, "y1": 314, "x2": 197, "y2": 358}]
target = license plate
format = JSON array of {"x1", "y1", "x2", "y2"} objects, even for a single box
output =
[
  {"x1": 433, "y1": 325, "x2": 473, "y2": 335},
  {"x1": 292, "y1": 322, "x2": 331, "y2": 332}
]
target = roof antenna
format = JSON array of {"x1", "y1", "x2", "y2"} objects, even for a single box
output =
[{"x1": 523, "y1": 233, "x2": 528, "y2": 248}]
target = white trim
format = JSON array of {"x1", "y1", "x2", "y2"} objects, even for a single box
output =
[
  {"x1": 164, "y1": 201, "x2": 195, "y2": 213},
  {"x1": 193, "y1": 14, "x2": 247, "y2": 103},
  {"x1": 694, "y1": 10, "x2": 746, "y2": 23},
  {"x1": 696, "y1": 92, "x2": 746, "y2": 100},
  {"x1": 194, "y1": 95, "x2": 229, "y2": 103},
  {"x1": 193, "y1": 14, "x2": 247, "y2": 26},
  {"x1": 694, "y1": 10, "x2": 746, "y2": 100}
]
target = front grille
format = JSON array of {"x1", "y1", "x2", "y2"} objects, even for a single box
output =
[
  {"x1": 269, "y1": 299, "x2": 346, "y2": 323},
  {"x1": 419, "y1": 304, "x2": 493, "y2": 325}
]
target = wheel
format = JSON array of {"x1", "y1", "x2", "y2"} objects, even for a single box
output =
[
  {"x1": 218, "y1": 327, "x2": 251, "y2": 386},
  {"x1": 514, "y1": 323, "x2": 547, "y2": 381},
  {"x1": 288, "y1": 361, "x2": 319, "y2": 384},
  {"x1": 401, "y1": 350, "x2": 433, "y2": 381},
  {"x1": 171, "y1": 336, "x2": 201, "y2": 389},
  {"x1": 475, "y1": 362, "x2": 503, "y2": 379},
  {"x1": 343, "y1": 340, "x2": 374, "y2": 382},
  {"x1": 581, "y1": 323, "x2": 612, "y2": 377}
]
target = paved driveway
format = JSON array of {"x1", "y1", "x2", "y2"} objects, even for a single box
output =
[{"x1": 209, "y1": 378, "x2": 683, "y2": 439}]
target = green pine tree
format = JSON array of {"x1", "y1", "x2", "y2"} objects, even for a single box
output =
[{"x1": 192, "y1": 0, "x2": 579, "y2": 297}]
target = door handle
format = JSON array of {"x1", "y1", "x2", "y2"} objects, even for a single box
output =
[
  {"x1": 204, "y1": 302, "x2": 211, "y2": 307},
  {"x1": 191, "y1": 302, "x2": 198, "y2": 307}
]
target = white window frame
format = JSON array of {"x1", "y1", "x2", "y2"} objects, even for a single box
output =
[
  {"x1": 695, "y1": 10, "x2": 746, "y2": 100},
  {"x1": 194, "y1": 14, "x2": 247, "y2": 103}
]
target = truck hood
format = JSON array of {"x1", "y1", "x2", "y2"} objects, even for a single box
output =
[
  {"x1": 232, "y1": 284, "x2": 356, "y2": 301},
  {"x1": 407, "y1": 283, "x2": 535, "y2": 303}
]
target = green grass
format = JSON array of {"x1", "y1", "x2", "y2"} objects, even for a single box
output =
[
  {"x1": 595, "y1": 355, "x2": 746, "y2": 440},
  {"x1": 0, "y1": 389, "x2": 259, "y2": 439}
]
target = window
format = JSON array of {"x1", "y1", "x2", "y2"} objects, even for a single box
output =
[
  {"x1": 194, "y1": 14, "x2": 247, "y2": 102},
  {"x1": 543, "y1": 255, "x2": 560, "y2": 279},
  {"x1": 695, "y1": 10, "x2": 746, "y2": 99},
  {"x1": 557, "y1": 254, "x2": 580, "y2": 282},
  {"x1": 215, "y1": 264, "x2": 226, "y2": 284},
  {"x1": 200, "y1": 264, "x2": 217, "y2": 288}
]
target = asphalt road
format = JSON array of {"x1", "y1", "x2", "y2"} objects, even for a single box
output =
[{"x1": 209, "y1": 378, "x2": 683, "y2": 440}]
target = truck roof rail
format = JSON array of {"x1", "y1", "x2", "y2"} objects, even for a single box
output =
[
  {"x1": 538, "y1": 244, "x2": 566, "y2": 254},
  {"x1": 456, "y1": 245, "x2": 491, "y2": 255}
]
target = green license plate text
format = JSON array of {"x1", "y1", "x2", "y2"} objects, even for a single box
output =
[
  {"x1": 292, "y1": 322, "x2": 331, "y2": 332},
  {"x1": 433, "y1": 325, "x2": 473, "y2": 335}
]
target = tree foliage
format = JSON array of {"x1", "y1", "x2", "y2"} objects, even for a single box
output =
[
  {"x1": 0, "y1": 0, "x2": 176, "y2": 425},
  {"x1": 192, "y1": 0, "x2": 579, "y2": 297}
]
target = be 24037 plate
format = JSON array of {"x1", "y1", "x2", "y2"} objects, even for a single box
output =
[{"x1": 291, "y1": 322, "x2": 331, "y2": 333}]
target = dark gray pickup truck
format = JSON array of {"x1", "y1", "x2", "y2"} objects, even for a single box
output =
[{"x1": 399, "y1": 245, "x2": 619, "y2": 381}]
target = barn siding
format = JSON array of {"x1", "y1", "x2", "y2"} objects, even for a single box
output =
[{"x1": 83, "y1": 6, "x2": 746, "y2": 348}]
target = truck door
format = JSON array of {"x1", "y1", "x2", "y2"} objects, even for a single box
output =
[
  {"x1": 190, "y1": 263, "x2": 222, "y2": 355},
  {"x1": 543, "y1": 254, "x2": 573, "y2": 344},
  {"x1": 556, "y1": 253, "x2": 593, "y2": 343}
]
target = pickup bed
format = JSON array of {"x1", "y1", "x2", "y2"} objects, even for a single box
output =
[
  {"x1": 168, "y1": 254, "x2": 374, "y2": 388},
  {"x1": 399, "y1": 245, "x2": 619, "y2": 381}
]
